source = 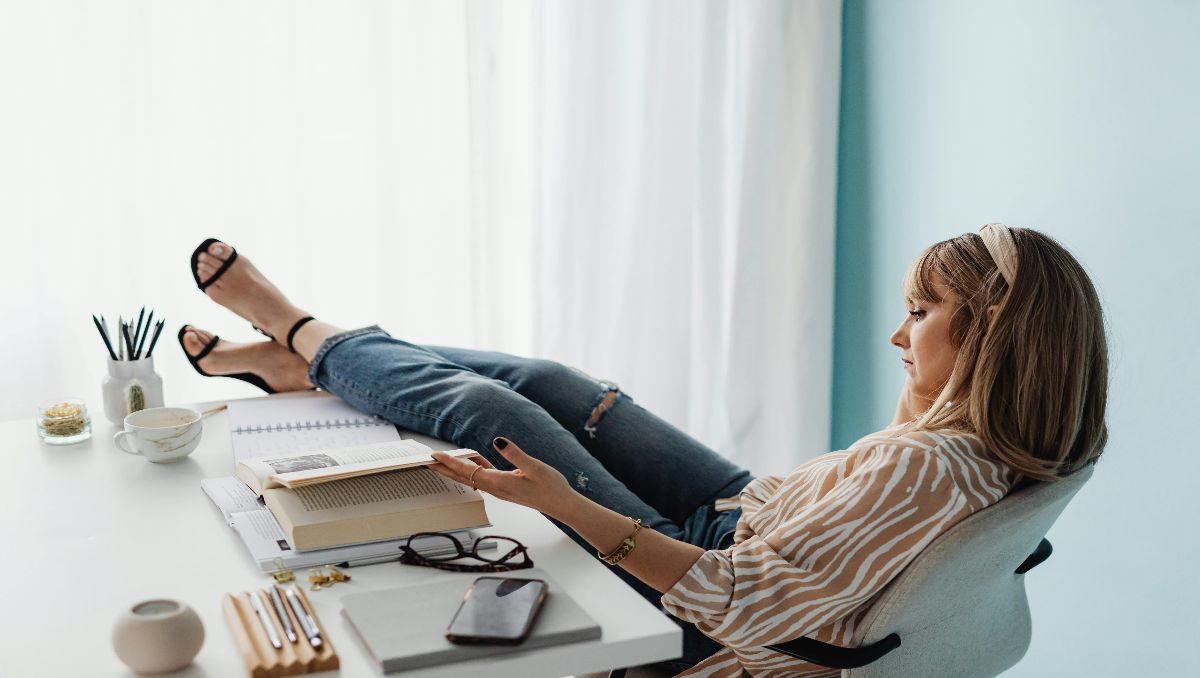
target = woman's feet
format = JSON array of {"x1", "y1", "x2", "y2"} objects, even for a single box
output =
[
  {"x1": 193, "y1": 240, "x2": 312, "y2": 348},
  {"x1": 179, "y1": 326, "x2": 314, "y2": 393}
]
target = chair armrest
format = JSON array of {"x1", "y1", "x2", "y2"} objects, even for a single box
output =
[
  {"x1": 1015, "y1": 538, "x2": 1053, "y2": 574},
  {"x1": 764, "y1": 633, "x2": 901, "y2": 669}
]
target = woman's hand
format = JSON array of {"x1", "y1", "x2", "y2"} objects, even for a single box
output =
[
  {"x1": 428, "y1": 437, "x2": 582, "y2": 521},
  {"x1": 433, "y1": 437, "x2": 707, "y2": 594}
]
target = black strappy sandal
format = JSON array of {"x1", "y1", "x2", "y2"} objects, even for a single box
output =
[
  {"x1": 177, "y1": 326, "x2": 276, "y2": 394},
  {"x1": 189, "y1": 238, "x2": 309, "y2": 345},
  {"x1": 190, "y1": 237, "x2": 238, "y2": 291}
]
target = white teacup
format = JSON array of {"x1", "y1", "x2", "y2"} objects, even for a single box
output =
[{"x1": 113, "y1": 407, "x2": 203, "y2": 463}]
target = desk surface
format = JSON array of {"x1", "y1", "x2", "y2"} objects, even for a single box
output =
[{"x1": 1, "y1": 394, "x2": 680, "y2": 677}]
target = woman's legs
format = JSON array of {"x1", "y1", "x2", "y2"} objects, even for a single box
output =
[
  {"x1": 192, "y1": 242, "x2": 693, "y2": 535},
  {"x1": 303, "y1": 327, "x2": 692, "y2": 533},
  {"x1": 423, "y1": 346, "x2": 752, "y2": 525}
]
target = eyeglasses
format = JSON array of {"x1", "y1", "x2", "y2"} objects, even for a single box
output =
[{"x1": 399, "y1": 532, "x2": 533, "y2": 572}]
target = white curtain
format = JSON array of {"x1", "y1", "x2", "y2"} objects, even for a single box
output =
[
  {"x1": 528, "y1": 1, "x2": 842, "y2": 474},
  {"x1": 0, "y1": 1, "x2": 533, "y2": 416},
  {"x1": 0, "y1": 0, "x2": 840, "y2": 475}
]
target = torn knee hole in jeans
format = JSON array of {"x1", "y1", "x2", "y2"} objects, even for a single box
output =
[
  {"x1": 583, "y1": 384, "x2": 620, "y2": 439},
  {"x1": 573, "y1": 471, "x2": 590, "y2": 490}
]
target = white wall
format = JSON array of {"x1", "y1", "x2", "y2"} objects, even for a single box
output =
[{"x1": 833, "y1": 1, "x2": 1199, "y2": 674}]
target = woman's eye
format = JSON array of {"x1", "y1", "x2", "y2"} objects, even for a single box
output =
[{"x1": 908, "y1": 309, "x2": 925, "y2": 321}]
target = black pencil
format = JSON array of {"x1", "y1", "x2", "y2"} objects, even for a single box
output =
[
  {"x1": 92, "y1": 314, "x2": 119, "y2": 361},
  {"x1": 133, "y1": 306, "x2": 145, "y2": 353},
  {"x1": 122, "y1": 322, "x2": 135, "y2": 360},
  {"x1": 135, "y1": 309, "x2": 154, "y2": 359},
  {"x1": 145, "y1": 320, "x2": 165, "y2": 358}
]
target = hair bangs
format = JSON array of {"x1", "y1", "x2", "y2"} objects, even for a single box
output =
[{"x1": 903, "y1": 244, "x2": 946, "y2": 305}]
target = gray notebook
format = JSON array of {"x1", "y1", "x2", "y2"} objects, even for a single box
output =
[{"x1": 340, "y1": 569, "x2": 602, "y2": 673}]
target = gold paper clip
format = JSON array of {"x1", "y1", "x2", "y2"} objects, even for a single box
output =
[{"x1": 270, "y1": 559, "x2": 296, "y2": 583}]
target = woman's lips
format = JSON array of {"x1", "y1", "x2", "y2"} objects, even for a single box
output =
[{"x1": 902, "y1": 359, "x2": 913, "y2": 370}]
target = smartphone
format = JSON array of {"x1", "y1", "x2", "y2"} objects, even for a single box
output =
[{"x1": 445, "y1": 576, "x2": 548, "y2": 645}]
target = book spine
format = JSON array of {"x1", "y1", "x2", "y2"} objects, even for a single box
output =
[{"x1": 232, "y1": 417, "x2": 388, "y2": 434}]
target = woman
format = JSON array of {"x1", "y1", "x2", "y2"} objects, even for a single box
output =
[{"x1": 180, "y1": 224, "x2": 1108, "y2": 677}]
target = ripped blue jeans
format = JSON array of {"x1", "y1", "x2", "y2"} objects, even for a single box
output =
[{"x1": 307, "y1": 327, "x2": 753, "y2": 665}]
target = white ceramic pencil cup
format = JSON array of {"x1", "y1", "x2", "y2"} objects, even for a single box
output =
[
  {"x1": 102, "y1": 357, "x2": 164, "y2": 425},
  {"x1": 113, "y1": 407, "x2": 203, "y2": 463}
]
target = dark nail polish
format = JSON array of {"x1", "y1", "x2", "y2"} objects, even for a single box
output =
[{"x1": 493, "y1": 437, "x2": 508, "y2": 450}]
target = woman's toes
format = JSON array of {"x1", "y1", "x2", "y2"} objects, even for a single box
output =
[
  {"x1": 207, "y1": 241, "x2": 230, "y2": 259},
  {"x1": 182, "y1": 329, "x2": 209, "y2": 357},
  {"x1": 197, "y1": 251, "x2": 224, "y2": 268},
  {"x1": 197, "y1": 260, "x2": 218, "y2": 279}
]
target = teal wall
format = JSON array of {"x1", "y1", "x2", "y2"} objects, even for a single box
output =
[{"x1": 833, "y1": 1, "x2": 1199, "y2": 674}]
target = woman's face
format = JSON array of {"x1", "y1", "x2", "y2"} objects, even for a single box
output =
[{"x1": 890, "y1": 276, "x2": 959, "y2": 407}]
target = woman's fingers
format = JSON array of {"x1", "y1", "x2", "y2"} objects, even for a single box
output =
[
  {"x1": 425, "y1": 462, "x2": 461, "y2": 483},
  {"x1": 430, "y1": 451, "x2": 516, "y2": 495},
  {"x1": 430, "y1": 450, "x2": 480, "y2": 478},
  {"x1": 492, "y1": 437, "x2": 540, "y2": 470}
]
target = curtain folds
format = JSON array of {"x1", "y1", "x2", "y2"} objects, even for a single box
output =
[{"x1": 522, "y1": 1, "x2": 842, "y2": 473}]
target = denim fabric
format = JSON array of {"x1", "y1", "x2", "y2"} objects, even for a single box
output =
[{"x1": 307, "y1": 327, "x2": 753, "y2": 666}]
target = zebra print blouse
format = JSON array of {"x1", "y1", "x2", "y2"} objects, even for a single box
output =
[{"x1": 659, "y1": 427, "x2": 1016, "y2": 677}]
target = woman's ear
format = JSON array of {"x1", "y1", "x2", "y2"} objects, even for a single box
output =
[{"x1": 986, "y1": 304, "x2": 999, "y2": 322}]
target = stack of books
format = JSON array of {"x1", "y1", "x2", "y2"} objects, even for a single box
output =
[{"x1": 202, "y1": 394, "x2": 491, "y2": 572}]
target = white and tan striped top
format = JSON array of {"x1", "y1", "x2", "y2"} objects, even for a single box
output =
[{"x1": 660, "y1": 426, "x2": 1016, "y2": 677}]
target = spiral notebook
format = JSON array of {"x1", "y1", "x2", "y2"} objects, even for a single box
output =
[{"x1": 228, "y1": 394, "x2": 401, "y2": 462}]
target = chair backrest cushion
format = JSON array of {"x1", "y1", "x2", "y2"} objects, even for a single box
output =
[{"x1": 844, "y1": 464, "x2": 1093, "y2": 678}]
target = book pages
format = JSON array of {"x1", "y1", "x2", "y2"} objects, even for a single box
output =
[{"x1": 289, "y1": 469, "x2": 460, "y2": 513}]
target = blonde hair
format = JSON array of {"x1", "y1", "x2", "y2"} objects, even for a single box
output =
[{"x1": 902, "y1": 225, "x2": 1108, "y2": 482}]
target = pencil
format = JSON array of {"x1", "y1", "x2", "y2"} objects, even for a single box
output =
[
  {"x1": 133, "y1": 306, "x2": 145, "y2": 354},
  {"x1": 145, "y1": 320, "x2": 165, "y2": 358},
  {"x1": 92, "y1": 314, "x2": 118, "y2": 361},
  {"x1": 142, "y1": 309, "x2": 154, "y2": 344},
  {"x1": 134, "y1": 309, "x2": 154, "y2": 359},
  {"x1": 122, "y1": 322, "x2": 135, "y2": 360}
]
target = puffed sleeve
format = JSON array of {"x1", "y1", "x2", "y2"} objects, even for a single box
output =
[{"x1": 660, "y1": 445, "x2": 975, "y2": 649}]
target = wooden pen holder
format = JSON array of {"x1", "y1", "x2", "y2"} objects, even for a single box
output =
[{"x1": 222, "y1": 586, "x2": 339, "y2": 677}]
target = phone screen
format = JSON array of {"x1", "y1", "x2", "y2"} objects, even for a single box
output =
[{"x1": 445, "y1": 577, "x2": 548, "y2": 644}]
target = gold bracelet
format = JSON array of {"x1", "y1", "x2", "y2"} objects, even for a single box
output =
[{"x1": 598, "y1": 517, "x2": 643, "y2": 565}]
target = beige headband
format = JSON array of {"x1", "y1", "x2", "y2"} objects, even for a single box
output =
[{"x1": 979, "y1": 223, "x2": 1017, "y2": 286}]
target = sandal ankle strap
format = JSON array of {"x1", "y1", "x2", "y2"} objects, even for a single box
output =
[{"x1": 286, "y1": 316, "x2": 316, "y2": 353}]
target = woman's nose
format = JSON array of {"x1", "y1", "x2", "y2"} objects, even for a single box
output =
[{"x1": 890, "y1": 322, "x2": 907, "y2": 349}]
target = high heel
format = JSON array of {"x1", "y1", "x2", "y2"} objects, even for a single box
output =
[{"x1": 177, "y1": 326, "x2": 276, "y2": 394}]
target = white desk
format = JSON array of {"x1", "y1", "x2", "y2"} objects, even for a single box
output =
[{"x1": 1, "y1": 394, "x2": 680, "y2": 677}]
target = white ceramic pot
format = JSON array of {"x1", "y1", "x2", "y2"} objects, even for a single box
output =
[
  {"x1": 112, "y1": 599, "x2": 204, "y2": 674},
  {"x1": 102, "y1": 357, "x2": 165, "y2": 425}
]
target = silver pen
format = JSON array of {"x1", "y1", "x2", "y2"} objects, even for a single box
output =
[
  {"x1": 270, "y1": 585, "x2": 298, "y2": 643},
  {"x1": 285, "y1": 586, "x2": 323, "y2": 649},
  {"x1": 248, "y1": 591, "x2": 283, "y2": 649}
]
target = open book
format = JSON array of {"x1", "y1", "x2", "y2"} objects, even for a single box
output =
[
  {"x1": 234, "y1": 439, "x2": 490, "y2": 551},
  {"x1": 200, "y1": 476, "x2": 490, "y2": 571}
]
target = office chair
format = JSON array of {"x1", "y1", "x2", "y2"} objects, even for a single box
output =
[{"x1": 602, "y1": 464, "x2": 1093, "y2": 678}]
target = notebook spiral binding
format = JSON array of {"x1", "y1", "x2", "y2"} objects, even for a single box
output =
[{"x1": 232, "y1": 417, "x2": 389, "y2": 434}]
